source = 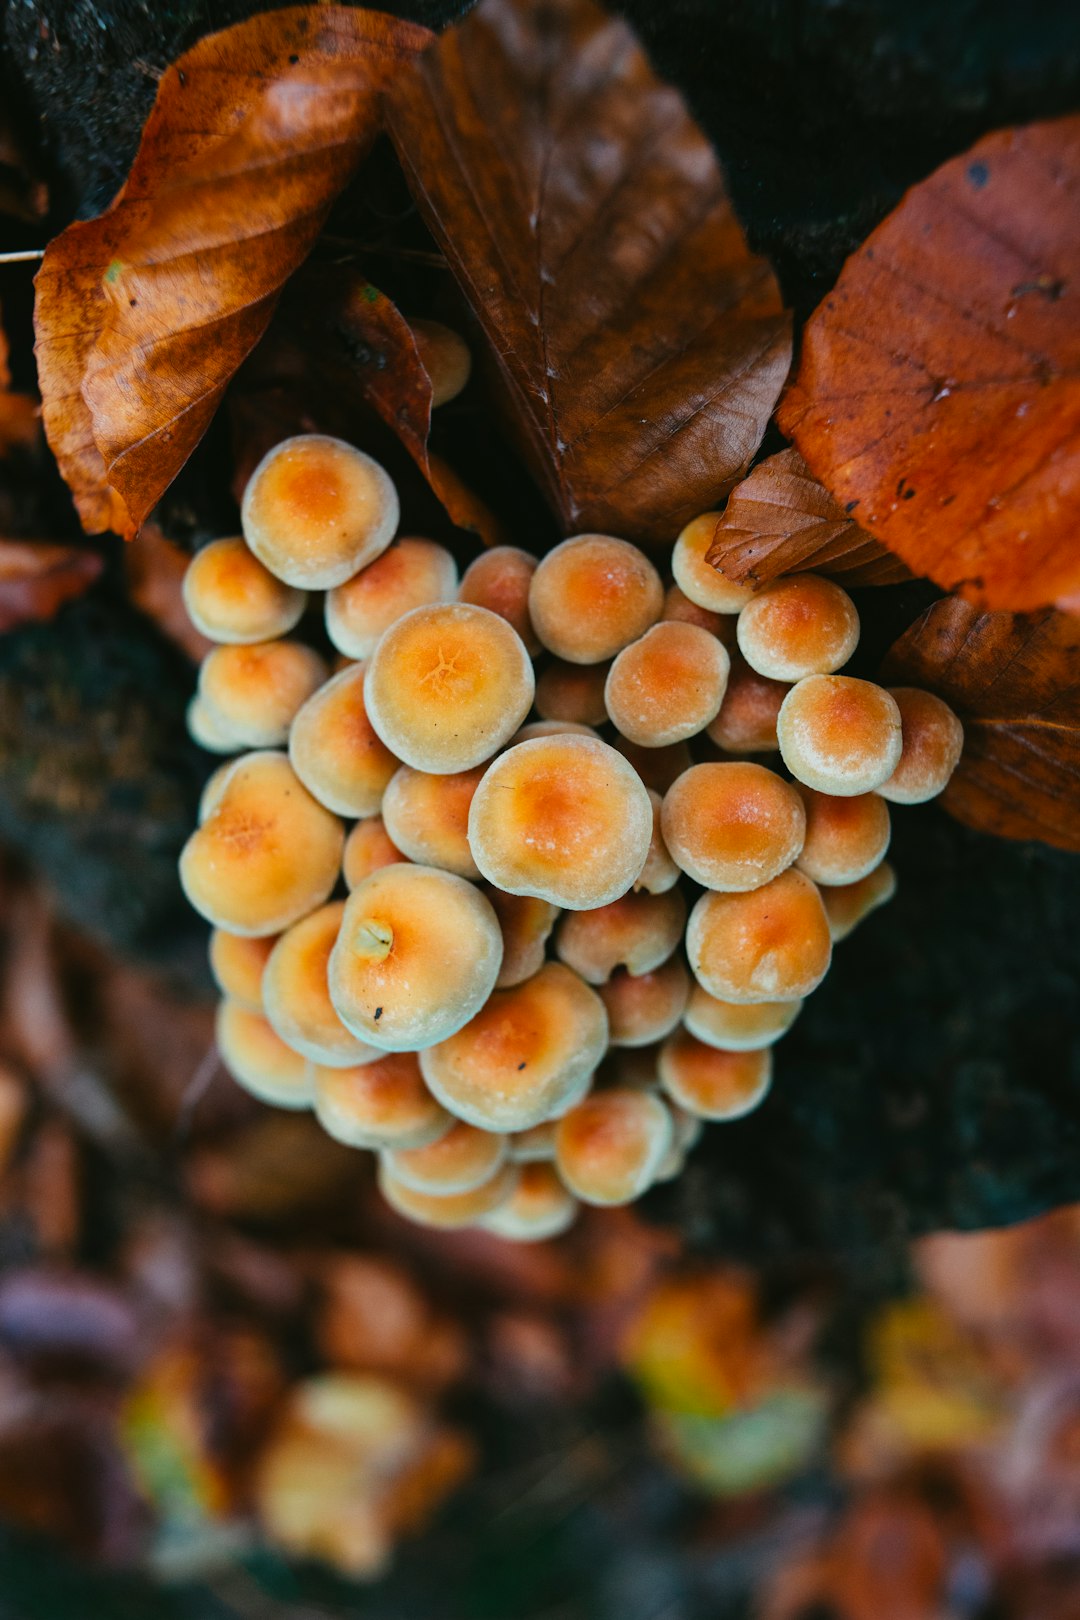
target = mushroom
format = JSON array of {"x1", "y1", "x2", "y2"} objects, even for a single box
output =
[
  {"x1": 661, "y1": 584, "x2": 737, "y2": 644},
  {"x1": 604, "y1": 622, "x2": 730, "y2": 747},
  {"x1": 378, "y1": 1160, "x2": 520, "y2": 1229},
  {"x1": 511, "y1": 719, "x2": 600, "y2": 742},
  {"x1": 736, "y1": 574, "x2": 860, "y2": 680},
  {"x1": 686, "y1": 869, "x2": 832, "y2": 1002},
  {"x1": 683, "y1": 986, "x2": 802, "y2": 1050},
  {"x1": 408, "y1": 318, "x2": 472, "y2": 406},
  {"x1": 534, "y1": 659, "x2": 610, "y2": 726},
  {"x1": 706, "y1": 652, "x2": 789, "y2": 755},
  {"x1": 508, "y1": 1120, "x2": 559, "y2": 1162},
  {"x1": 381, "y1": 764, "x2": 486, "y2": 879},
  {"x1": 187, "y1": 694, "x2": 241, "y2": 755},
  {"x1": 661, "y1": 761, "x2": 806, "y2": 891},
  {"x1": 554, "y1": 889, "x2": 686, "y2": 984},
  {"x1": 242, "y1": 434, "x2": 399, "y2": 588},
  {"x1": 658, "y1": 1030, "x2": 772, "y2": 1121},
  {"x1": 457, "y1": 546, "x2": 540, "y2": 656},
  {"x1": 288, "y1": 662, "x2": 400, "y2": 820},
  {"x1": 879, "y1": 688, "x2": 965, "y2": 804},
  {"x1": 365, "y1": 602, "x2": 534, "y2": 773},
  {"x1": 215, "y1": 1000, "x2": 312, "y2": 1109},
  {"x1": 528, "y1": 534, "x2": 663, "y2": 662},
  {"x1": 263, "y1": 902, "x2": 382, "y2": 1068},
  {"x1": 342, "y1": 817, "x2": 407, "y2": 889},
  {"x1": 612, "y1": 735, "x2": 693, "y2": 794},
  {"x1": 182, "y1": 535, "x2": 306, "y2": 644},
  {"x1": 554, "y1": 1087, "x2": 673, "y2": 1206},
  {"x1": 599, "y1": 957, "x2": 690, "y2": 1048},
  {"x1": 778, "y1": 675, "x2": 903, "y2": 795},
  {"x1": 313, "y1": 1053, "x2": 451, "y2": 1150},
  {"x1": 821, "y1": 860, "x2": 897, "y2": 941},
  {"x1": 633, "y1": 790, "x2": 681, "y2": 895},
  {"x1": 198, "y1": 640, "x2": 328, "y2": 749},
  {"x1": 483, "y1": 888, "x2": 560, "y2": 989},
  {"x1": 795, "y1": 787, "x2": 891, "y2": 885},
  {"x1": 209, "y1": 929, "x2": 279, "y2": 1012},
  {"x1": 672, "y1": 512, "x2": 754, "y2": 613},
  {"x1": 325, "y1": 538, "x2": 458, "y2": 661},
  {"x1": 385, "y1": 1120, "x2": 508, "y2": 1196},
  {"x1": 479, "y1": 1163, "x2": 579, "y2": 1241}
]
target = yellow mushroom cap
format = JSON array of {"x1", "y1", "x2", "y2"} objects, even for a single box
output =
[
  {"x1": 381, "y1": 764, "x2": 485, "y2": 879},
  {"x1": 420, "y1": 961, "x2": 607, "y2": 1133},
  {"x1": 365, "y1": 602, "x2": 534, "y2": 774},
  {"x1": 479, "y1": 1162, "x2": 578, "y2": 1241},
  {"x1": 313, "y1": 1052, "x2": 451, "y2": 1150},
  {"x1": 686, "y1": 868, "x2": 832, "y2": 1003},
  {"x1": 529, "y1": 535, "x2": 663, "y2": 663},
  {"x1": 378, "y1": 1159, "x2": 520, "y2": 1230},
  {"x1": 554, "y1": 889, "x2": 686, "y2": 984},
  {"x1": 794, "y1": 787, "x2": 891, "y2": 886},
  {"x1": 209, "y1": 929, "x2": 278, "y2": 1012},
  {"x1": 599, "y1": 956, "x2": 690, "y2": 1048},
  {"x1": 658, "y1": 1030, "x2": 772, "y2": 1121},
  {"x1": 604, "y1": 622, "x2": 730, "y2": 747},
  {"x1": 180, "y1": 751, "x2": 343, "y2": 936},
  {"x1": 661, "y1": 761, "x2": 806, "y2": 892},
  {"x1": 198, "y1": 757, "x2": 243, "y2": 821},
  {"x1": 187, "y1": 695, "x2": 242, "y2": 755},
  {"x1": 736, "y1": 574, "x2": 860, "y2": 681},
  {"x1": 706, "y1": 652, "x2": 789, "y2": 755},
  {"x1": 325, "y1": 538, "x2": 458, "y2": 662},
  {"x1": 198, "y1": 640, "x2": 328, "y2": 749},
  {"x1": 554, "y1": 1087, "x2": 672, "y2": 1206},
  {"x1": 288, "y1": 662, "x2": 400, "y2": 820},
  {"x1": 821, "y1": 860, "x2": 898, "y2": 941},
  {"x1": 409, "y1": 318, "x2": 472, "y2": 407},
  {"x1": 457, "y1": 546, "x2": 540, "y2": 656},
  {"x1": 215, "y1": 999, "x2": 312, "y2": 1109},
  {"x1": 182, "y1": 536, "x2": 306, "y2": 644},
  {"x1": 263, "y1": 902, "x2": 383, "y2": 1068},
  {"x1": 879, "y1": 688, "x2": 965, "y2": 804},
  {"x1": 534, "y1": 659, "x2": 610, "y2": 726},
  {"x1": 672, "y1": 513, "x2": 754, "y2": 613},
  {"x1": 385, "y1": 1120, "x2": 507, "y2": 1195},
  {"x1": 469, "y1": 734, "x2": 653, "y2": 910},
  {"x1": 483, "y1": 888, "x2": 560, "y2": 989},
  {"x1": 778, "y1": 675, "x2": 903, "y2": 796},
  {"x1": 242, "y1": 434, "x2": 399, "y2": 589},
  {"x1": 342, "y1": 817, "x2": 407, "y2": 890},
  {"x1": 634, "y1": 789, "x2": 681, "y2": 895},
  {"x1": 329, "y1": 864, "x2": 502, "y2": 1051},
  {"x1": 683, "y1": 986, "x2": 802, "y2": 1051}
]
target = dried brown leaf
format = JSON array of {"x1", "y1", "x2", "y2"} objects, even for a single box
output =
[{"x1": 0, "y1": 542, "x2": 103, "y2": 633}]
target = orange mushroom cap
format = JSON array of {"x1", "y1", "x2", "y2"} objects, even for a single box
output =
[
  {"x1": 479, "y1": 1162, "x2": 578, "y2": 1241},
  {"x1": 209, "y1": 929, "x2": 278, "y2": 1012},
  {"x1": 342, "y1": 817, "x2": 407, "y2": 890},
  {"x1": 661, "y1": 761, "x2": 806, "y2": 892},
  {"x1": 658, "y1": 1030, "x2": 772, "y2": 1121},
  {"x1": 408, "y1": 318, "x2": 472, "y2": 407},
  {"x1": 706, "y1": 652, "x2": 789, "y2": 755},
  {"x1": 534, "y1": 659, "x2": 610, "y2": 726},
  {"x1": 604, "y1": 621, "x2": 730, "y2": 747},
  {"x1": 661, "y1": 584, "x2": 737, "y2": 644},
  {"x1": 879, "y1": 688, "x2": 965, "y2": 805},
  {"x1": 325, "y1": 538, "x2": 458, "y2": 661},
  {"x1": 198, "y1": 640, "x2": 328, "y2": 749},
  {"x1": 736, "y1": 573, "x2": 860, "y2": 681},
  {"x1": 672, "y1": 513, "x2": 754, "y2": 614},
  {"x1": 686, "y1": 868, "x2": 832, "y2": 1003},
  {"x1": 483, "y1": 887, "x2": 560, "y2": 989},
  {"x1": 529, "y1": 535, "x2": 663, "y2": 663},
  {"x1": 634, "y1": 789, "x2": 681, "y2": 895},
  {"x1": 683, "y1": 985, "x2": 802, "y2": 1051},
  {"x1": 457, "y1": 546, "x2": 540, "y2": 656},
  {"x1": 599, "y1": 956, "x2": 690, "y2": 1048},
  {"x1": 554, "y1": 1087, "x2": 672, "y2": 1206},
  {"x1": 795, "y1": 787, "x2": 891, "y2": 886},
  {"x1": 183, "y1": 535, "x2": 306, "y2": 644},
  {"x1": 554, "y1": 889, "x2": 686, "y2": 984},
  {"x1": 821, "y1": 860, "x2": 898, "y2": 941},
  {"x1": 378, "y1": 1159, "x2": 520, "y2": 1230},
  {"x1": 215, "y1": 999, "x2": 312, "y2": 1109},
  {"x1": 778, "y1": 675, "x2": 903, "y2": 796},
  {"x1": 263, "y1": 902, "x2": 382, "y2": 1068},
  {"x1": 289, "y1": 662, "x2": 400, "y2": 819},
  {"x1": 381, "y1": 764, "x2": 485, "y2": 879},
  {"x1": 313, "y1": 1052, "x2": 451, "y2": 1150},
  {"x1": 385, "y1": 1120, "x2": 507, "y2": 1196}
]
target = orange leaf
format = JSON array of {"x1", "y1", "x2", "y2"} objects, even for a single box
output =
[
  {"x1": 386, "y1": 0, "x2": 791, "y2": 545},
  {"x1": 779, "y1": 115, "x2": 1080, "y2": 614},
  {"x1": 883, "y1": 596, "x2": 1080, "y2": 852},
  {"x1": 706, "y1": 447, "x2": 911, "y2": 589},
  {"x1": 0, "y1": 543, "x2": 103, "y2": 633},
  {"x1": 33, "y1": 6, "x2": 431, "y2": 540}
]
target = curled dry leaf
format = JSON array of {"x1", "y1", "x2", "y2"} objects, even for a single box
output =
[
  {"x1": 34, "y1": 6, "x2": 431, "y2": 539},
  {"x1": 883, "y1": 596, "x2": 1080, "y2": 851},
  {"x1": 0, "y1": 542, "x2": 103, "y2": 634},
  {"x1": 386, "y1": 0, "x2": 791, "y2": 545},
  {"x1": 707, "y1": 447, "x2": 912, "y2": 589},
  {"x1": 780, "y1": 115, "x2": 1080, "y2": 614}
]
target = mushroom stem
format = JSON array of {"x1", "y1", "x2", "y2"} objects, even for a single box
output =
[{"x1": 352, "y1": 919, "x2": 394, "y2": 963}]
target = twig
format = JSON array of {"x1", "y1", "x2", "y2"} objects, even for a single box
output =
[{"x1": 0, "y1": 249, "x2": 45, "y2": 264}]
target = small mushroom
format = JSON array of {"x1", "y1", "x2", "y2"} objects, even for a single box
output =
[
  {"x1": 736, "y1": 573, "x2": 860, "y2": 680},
  {"x1": 408, "y1": 318, "x2": 472, "y2": 406},
  {"x1": 242, "y1": 434, "x2": 399, "y2": 588},
  {"x1": 534, "y1": 658, "x2": 610, "y2": 726},
  {"x1": 604, "y1": 621, "x2": 730, "y2": 747},
  {"x1": 342, "y1": 817, "x2": 408, "y2": 889},
  {"x1": 378, "y1": 1160, "x2": 520, "y2": 1229},
  {"x1": 198, "y1": 640, "x2": 328, "y2": 748},
  {"x1": 554, "y1": 889, "x2": 686, "y2": 984},
  {"x1": 661, "y1": 761, "x2": 806, "y2": 892},
  {"x1": 508, "y1": 1120, "x2": 559, "y2": 1162},
  {"x1": 706, "y1": 652, "x2": 789, "y2": 755},
  {"x1": 672, "y1": 513, "x2": 754, "y2": 613},
  {"x1": 683, "y1": 986, "x2": 802, "y2": 1050},
  {"x1": 599, "y1": 957, "x2": 690, "y2": 1048},
  {"x1": 313, "y1": 1052, "x2": 451, "y2": 1150},
  {"x1": 289, "y1": 662, "x2": 400, "y2": 819},
  {"x1": 215, "y1": 999, "x2": 312, "y2": 1109},
  {"x1": 529, "y1": 534, "x2": 663, "y2": 663},
  {"x1": 879, "y1": 688, "x2": 965, "y2": 804},
  {"x1": 385, "y1": 1120, "x2": 507, "y2": 1196},
  {"x1": 325, "y1": 538, "x2": 458, "y2": 661},
  {"x1": 778, "y1": 675, "x2": 903, "y2": 796},
  {"x1": 612, "y1": 734, "x2": 693, "y2": 794},
  {"x1": 182, "y1": 535, "x2": 306, "y2": 644},
  {"x1": 661, "y1": 584, "x2": 737, "y2": 644},
  {"x1": 381, "y1": 764, "x2": 486, "y2": 879},
  {"x1": 479, "y1": 1163, "x2": 579, "y2": 1242},
  {"x1": 821, "y1": 860, "x2": 898, "y2": 941},
  {"x1": 554, "y1": 1087, "x2": 673, "y2": 1206},
  {"x1": 687, "y1": 869, "x2": 832, "y2": 1003},
  {"x1": 209, "y1": 929, "x2": 278, "y2": 1012},
  {"x1": 795, "y1": 787, "x2": 891, "y2": 886},
  {"x1": 633, "y1": 789, "x2": 681, "y2": 895},
  {"x1": 658, "y1": 1030, "x2": 772, "y2": 1121},
  {"x1": 187, "y1": 694, "x2": 242, "y2": 755},
  {"x1": 457, "y1": 546, "x2": 540, "y2": 655},
  {"x1": 263, "y1": 902, "x2": 382, "y2": 1068},
  {"x1": 483, "y1": 888, "x2": 560, "y2": 989}
]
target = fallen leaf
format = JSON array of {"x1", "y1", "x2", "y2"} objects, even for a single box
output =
[
  {"x1": 34, "y1": 6, "x2": 431, "y2": 539},
  {"x1": 386, "y1": 0, "x2": 791, "y2": 545},
  {"x1": 124, "y1": 524, "x2": 214, "y2": 663},
  {"x1": 0, "y1": 542, "x2": 103, "y2": 633},
  {"x1": 779, "y1": 116, "x2": 1080, "y2": 613},
  {"x1": 706, "y1": 447, "x2": 912, "y2": 588},
  {"x1": 883, "y1": 596, "x2": 1080, "y2": 851}
]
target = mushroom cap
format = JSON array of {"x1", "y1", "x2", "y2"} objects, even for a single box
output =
[
  {"x1": 420, "y1": 961, "x2": 608, "y2": 1133},
  {"x1": 187, "y1": 694, "x2": 242, "y2": 755},
  {"x1": 385, "y1": 1120, "x2": 507, "y2": 1195},
  {"x1": 468, "y1": 735, "x2": 653, "y2": 910},
  {"x1": 479, "y1": 1162, "x2": 578, "y2": 1241},
  {"x1": 313, "y1": 1052, "x2": 451, "y2": 1150},
  {"x1": 457, "y1": 546, "x2": 540, "y2": 656},
  {"x1": 612, "y1": 734, "x2": 693, "y2": 794},
  {"x1": 554, "y1": 1087, "x2": 673, "y2": 1206},
  {"x1": 209, "y1": 929, "x2": 278, "y2": 1012},
  {"x1": 554, "y1": 888, "x2": 686, "y2": 984},
  {"x1": 242, "y1": 434, "x2": 399, "y2": 588},
  {"x1": 706, "y1": 652, "x2": 789, "y2": 755},
  {"x1": 778, "y1": 675, "x2": 903, "y2": 796},
  {"x1": 604, "y1": 622, "x2": 730, "y2": 747},
  {"x1": 325, "y1": 538, "x2": 458, "y2": 661},
  {"x1": 511, "y1": 719, "x2": 600, "y2": 742},
  {"x1": 599, "y1": 956, "x2": 690, "y2": 1048},
  {"x1": 409, "y1": 318, "x2": 472, "y2": 407},
  {"x1": 795, "y1": 787, "x2": 891, "y2": 886},
  {"x1": 736, "y1": 573, "x2": 860, "y2": 681},
  {"x1": 658, "y1": 1030, "x2": 772, "y2": 1121},
  {"x1": 686, "y1": 868, "x2": 832, "y2": 1003},
  {"x1": 329, "y1": 864, "x2": 503, "y2": 1051},
  {"x1": 365, "y1": 602, "x2": 534, "y2": 773},
  {"x1": 821, "y1": 860, "x2": 897, "y2": 941},
  {"x1": 183, "y1": 536, "x2": 306, "y2": 644},
  {"x1": 378, "y1": 1159, "x2": 520, "y2": 1229},
  {"x1": 342, "y1": 817, "x2": 407, "y2": 890},
  {"x1": 215, "y1": 999, "x2": 312, "y2": 1109},
  {"x1": 381, "y1": 764, "x2": 485, "y2": 879},
  {"x1": 529, "y1": 535, "x2": 663, "y2": 663},
  {"x1": 263, "y1": 902, "x2": 383, "y2": 1068},
  {"x1": 653, "y1": 1100, "x2": 704, "y2": 1180},
  {"x1": 661, "y1": 761, "x2": 806, "y2": 892},
  {"x1": 534, "y1": 659, "x2": 610, "y2": 726},
  {"x1": 683, "y1": 986, "x2": 802, "y2": 1051},
  {"x1": 672, "y1": 513, "x2": 754, "y2": 613},
  {"x1": 483, "y1": 888, "x2": 560, "y2": 989},
  {"x1": 198, "y1": 640, "x2": 328, "y2": 749},
  {"x1": 508, "y1": 1120, "x2": 559, "y2": 1162},
  {"x1": 661, "y1": 584, "x2": 737, "y2": 643},
  {"x1": 198, "y1": 757, "x2": 242, "y2": 820},
  {"x1": 634, "y1": 789, "x2": 681, "y2": 895},
  {"x1": 180, "y1": 751, "x2": 343, "y2": 936},
  {"x1": 288, "y1": 662, "x2": 400, "y2": 819},
  {"x1": 879, "y1": 688, "x2": 965, "y2": 804}
]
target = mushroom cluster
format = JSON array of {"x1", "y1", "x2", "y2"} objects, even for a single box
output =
[{"x1": 180, "y1": 425, "x2": 964, "y2": 1241}]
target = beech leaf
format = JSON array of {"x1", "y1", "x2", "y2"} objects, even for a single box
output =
[
  {"x1": 386, "y1": 0, "x2": 791, "y2": 545},
  {"x1": 779, "y1": 115, "x2": 1080, "y2": 613},
  {"x1": 706, "y1": 446, "x2": 911, "y2": 589},
  {"x1": 883, "y1": 596, "x2": 1080, "y2": 852},
  {"x1": 0, "y1": 543, "x2": 103, "y2": 633},
  {"x1": 33, "y1": 6, "x2": 431, "y2": 539}
]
